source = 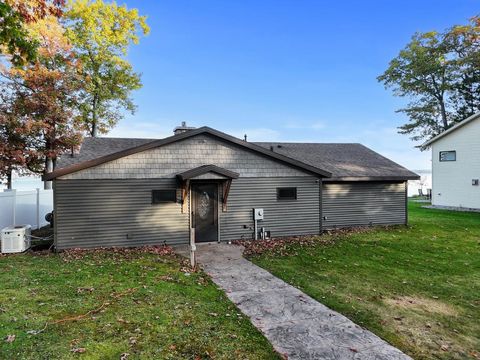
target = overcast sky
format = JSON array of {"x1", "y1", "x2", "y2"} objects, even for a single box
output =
[{"x1": 108, "y1": 0, "x2": 478, "y2": 171}]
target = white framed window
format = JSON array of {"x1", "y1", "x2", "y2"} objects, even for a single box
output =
[{"x1": 439, "y1": 151, "x2": 456, "y2": 162}]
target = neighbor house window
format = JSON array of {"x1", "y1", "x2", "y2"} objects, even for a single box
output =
[
  {"x1": 152, "y1": 190, "x2": 176, "y2": 204},
  {"x1": 277, "y1": 187, "x2": 297, "y2": 200},
  {"x1": 439, "y1": 151, "x2": 456, "y2": 162}
]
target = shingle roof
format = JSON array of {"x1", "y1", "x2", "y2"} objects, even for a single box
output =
[
  {"x1": 57, "y1": 137, "x2": 155, "y2": 168},
  {"x1": 253, "y1": 142, "x2": 418, "y2": 181},
  {"x1": 177, "y1": 165, "x2": 240, "y2": 181},
  {"x1": 54, "y1": 131, "x2": 419, "y2": 181}
]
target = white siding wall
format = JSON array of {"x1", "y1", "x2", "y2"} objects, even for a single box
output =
[{"x1": 431, "y1": 118, "x2": 480, "y2": 209}]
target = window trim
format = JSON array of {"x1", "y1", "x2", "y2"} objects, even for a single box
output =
[
  {"x1": 151, "y1": 189, "x2": 177, "y2": 204},
  {"x1": 276, "y1": 187, "x2": 297, "y2": 201},
  {"x1": 439, "y1": 150, "x2": 456, "y2": 162}
]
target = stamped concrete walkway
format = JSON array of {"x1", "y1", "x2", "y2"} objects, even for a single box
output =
[{"x1": 175, "y1": 243, "x2": 411, "y2": 360}]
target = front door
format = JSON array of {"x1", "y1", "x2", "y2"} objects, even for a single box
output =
[{"x1": 192, "y1": 183, "x2": 218, "y2": 242}]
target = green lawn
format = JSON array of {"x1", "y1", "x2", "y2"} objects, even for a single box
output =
[
  {"x1": 251, "y1": 202, "x2": 480, "y2": 360},
  {"x1": 0, "y1": 249, "x2": 279, "y2": 359}
]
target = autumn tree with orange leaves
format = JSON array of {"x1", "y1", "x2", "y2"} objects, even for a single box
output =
[
  {"x1": 0, "y1": 16, "x2": 82, "y2": 189},
  {"x1": 0, "y1": 0, "x2": 148, "y2": 189},
  {"x1": 0, "y1": 90, "x2": 40, "y2": 189}
]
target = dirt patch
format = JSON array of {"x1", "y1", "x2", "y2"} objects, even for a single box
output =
[
  {"x1": 379, "y1": 302, "x2": 477, "y2": 359},
  {"x1": 384, "y1": 296, "x2": 459, "y2": 316}
]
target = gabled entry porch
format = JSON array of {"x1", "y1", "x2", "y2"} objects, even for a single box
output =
[{"x1": 176, "y1": 165, "x2": 240, "y2": 243}]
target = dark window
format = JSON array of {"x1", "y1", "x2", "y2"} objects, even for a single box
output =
[
  {"x1": 439, "y1": 151, "x2": 456, "y2": 162},
  {"x1": 152, "y1": 190, "x2": 176, "y2": 204},
  {"x1": 277, "y1": 187, "x2": 297, "y2": 200}
]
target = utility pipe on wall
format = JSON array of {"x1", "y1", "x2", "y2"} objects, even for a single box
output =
[{"x1": 190, "y1": 227, "x2": 196, "y2": 268}]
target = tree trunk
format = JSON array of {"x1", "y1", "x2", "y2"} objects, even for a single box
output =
[
  {"x1": 44, "y1": 157, "x2": 53, "y2": 190},
  {"x1": 6, "y1": 169, "x2": 12, "y2": 190},
  {"x1": 91, "y1": 95, "x2": 98, "y2": 137},
  {"x1": 91, "y1": 120, "x2": 97, "y2": 137},
  {"x1": 439, "y1": 98, "x2": 448, "y2": 130}
]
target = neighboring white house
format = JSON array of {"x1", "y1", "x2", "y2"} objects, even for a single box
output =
[{"x1": 423, "y1": 112, "x2": 480, "y2": 209}]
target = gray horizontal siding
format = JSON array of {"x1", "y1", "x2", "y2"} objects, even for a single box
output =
[
  {"x1": 220, "y1": 177, "x2": 321, "y2": 241},
  {"x1": 54, "y1": 179, "x2": 189, "y2": 249},
  {"x1": 56, "y1": 178, "x2": 407, "y2": 249},
  {"x1": 322, "y1": 182, "x2": 406, "y2": 228}
]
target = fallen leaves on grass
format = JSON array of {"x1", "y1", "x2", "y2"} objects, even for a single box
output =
[
  {"x1": 5, "y1": 334, "x2": 15, "y2": 343},
  {"x1": 234, "y1": 235, "x2": 330, "y2": 256},
  {"x1": 117, "y1": 318, "x2": 130, "y2": 324},
  {"x1": 180, "y1": 263, "x2": 199, "y2": 273},
  {"x1": 157, "y1": 275, "x2": 174, "y2": 282},
  {"x1": 61, "y1": 245, "x2": 175, "y2": 262},
  {"x1": 235, "y1": 227, "x2": 391, "y2": 256},
  {"x1": 77, "y1": 287, "x2": 95, "y2": 294}
]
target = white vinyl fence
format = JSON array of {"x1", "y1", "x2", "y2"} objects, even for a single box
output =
[{"x1": 0, "y1": 189, "x2": 53, "y2": 230}]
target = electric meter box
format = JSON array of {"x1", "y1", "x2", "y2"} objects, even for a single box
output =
[{"x1": 253, "y1": 208, "x2": 264, "y2": 220}]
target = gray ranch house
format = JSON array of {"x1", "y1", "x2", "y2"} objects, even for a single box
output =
[{"x1": 44, "y1": 124, "x2": 419, "y2": 250}]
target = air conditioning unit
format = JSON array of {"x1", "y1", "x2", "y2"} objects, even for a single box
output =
[{"x1": 1, "y1": 225, "x2": 31, "y2": 253}]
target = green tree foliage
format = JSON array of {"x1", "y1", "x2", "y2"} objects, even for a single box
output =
[
  {"x1": 65, "y1": 0, "x2": 149, "y2": 137},
  {"x1": 0, "y1": 0, "x2": 64, "y2": 65},
  {"x1": 378, "y1": 16, "x2": 480, "y2": 145},
  {"x1": 446, "y1": 17, "x2": 480, "y2": 122}
]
